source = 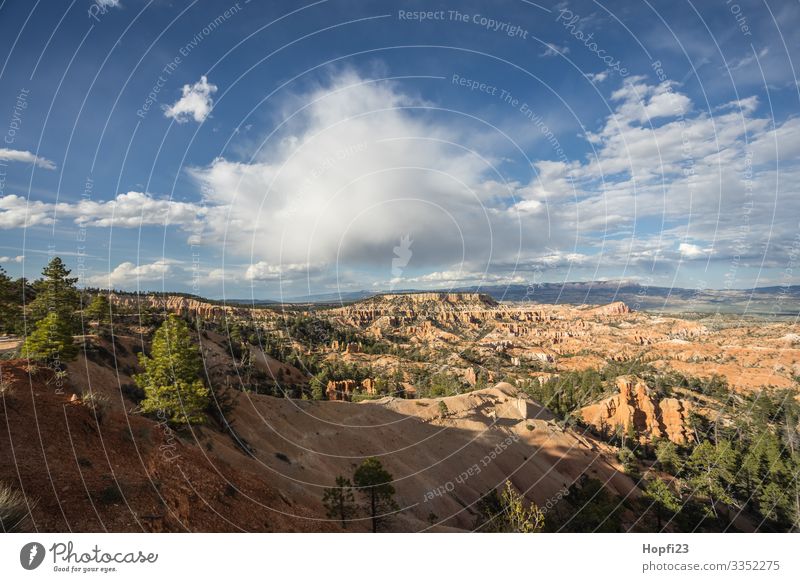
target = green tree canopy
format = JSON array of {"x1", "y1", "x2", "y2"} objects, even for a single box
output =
[
  {"x1": 655, "y1": 440, "x2": 682, "y2": 475},
  {"x1": 84, "y1": 294, "x2": 111, "y2": 324},
  {"x1": 0, "y1": 265, "x2": 21, "y2": 334},
  {"x1": 688, "y1": 440, "x2": 737, "y2": 517},
  {"x1": 560, "y1": 476, "x2": 623, "y2": 532},
  {"x1": 135, "y1": 315, "x2": 209, "y2": 425},
  {"x1": 29, "y1": 257, "x2": 80, "y2": 327},
  {"x1": 21, "y1": 311, "x2": 78, "y2": 364},
  {"x1": 310, "y1": 371, "x2": 327, "y2": 400},
  {"x1": 643, "y1": 477, "x2": 681, "y2": 530},
  {"x1": 353, "y1": 457, "x2": 398, "y2": 532}
]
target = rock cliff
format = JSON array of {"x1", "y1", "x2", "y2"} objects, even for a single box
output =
[{"x1": 580, "y1": 376, "x2": 692, "y2": 444}]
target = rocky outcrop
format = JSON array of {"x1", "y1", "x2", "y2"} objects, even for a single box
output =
[
  {"x1": 326, "y1": 380, "x2": 358, "y2": 401},
  {"x1": 109, "y1": 293, "x2": 256, "y2": 322},
  {"x1": 329, "y1": 292, "x2": 499, "y2": 329},
  {"x1": 580, "y1": 376, "x2": 692, "y2": 444},
  {"x1": 326, "y1": 378, "x2": 377, "y2": 401},
  {"x1": 585, "y1": 301, "x2": 631, "y2": 316}
]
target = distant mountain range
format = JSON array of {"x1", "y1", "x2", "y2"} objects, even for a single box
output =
[{"x1": 226, "y1": 282, "x2": 800, "y2": 316}]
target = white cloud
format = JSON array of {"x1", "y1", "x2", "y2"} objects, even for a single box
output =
[
  {"x1": 88, "y1": 259, "x2": 174, "y2": 288},
  {"x1": 540, "y1": 43, "x2": 570, "y2": 57},
  {"x1": 163, "y1": 76, "x2": 217, "y2": 123},
  {"x1": 244, "y1": 261, "x2": 323, "y2": 281},
  {"x1": 96, "y1": 0, "x2": 122, "y2": 7},
  {"x1": 586, "y1": 70, "x2": 609, "y2": 84},
  {"x1": 0, "y1": 255, "x2": 23, "y2": 263},
  {"x1": 5, "y1": 69, "x2": 800, "y2": 291},
  {"x1": 189, "y1": 70, "x2": 552, "y2": 281},
  {"x1": 61, "y1": 191, "x2": 208, "y2": 228},
  {"x1": 0, "y1": 191, "x2": 209, "y2": 231},
  {"x1": 729, "y1": 46, "x2": 769, "y2": 71},
  {"x1": 0, "y1": 194, "x2": 55, "y2": 228},
  {"x1": 0, "y1": 148, "x2": 56, "y2": 170},
  {"x1": 678, "y1": 243, "x2": 707, "y2": 260}
]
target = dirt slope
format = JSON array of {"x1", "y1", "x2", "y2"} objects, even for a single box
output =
[
  {"x1": 226, "y1": 382, "x2": 638, "y2": 531},
  {"x1": 0, "y1": 360, "x2": 328, "y2": 532},
  {"x1": 2, "y1": 355, "x2": 636, "y2": 532}
]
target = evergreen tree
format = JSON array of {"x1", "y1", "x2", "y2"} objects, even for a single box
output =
[
  {"x1": 759, "y1": 482, "x2": 790, "y2": 524},
  {"x1": 84, "y1": 294, "x2": 111, "y2": 324},
  {"x1": 135, "y1": 315, "x2": 209, "y2": 425},
  {"x1": 322, "y1": 476, "x2": 356, "y2": 529},
  {"x1": 687, "y1": 440, "x2": 737, "y2": 518},
  {"x1": 643, "y1": 477, "x2": 681, "y2": 530},
  {"x1": 0, "y1": 266, "x2": 21, "y2": 334},
  {"x1": 29, "y1": 257, "x2": 80, "y2": 327},
  {"x1": 21, "y1": 311, "x2": 78, "y2": 364},
  {"x1": 560, "y1": 476, "x2": 623, "y2": 532},
  {"x1": 310, "y1": 371, "x2": 327, "y2": 400},
  {"x1": 655, "y1": 440, "x2": 682, "y2": 475},
  {"x1": 353, "y1": 457, "x2": 398, "y2": 532},
  {"x1": 618, "y1": 446, "x2": 639, "y2": 476}
]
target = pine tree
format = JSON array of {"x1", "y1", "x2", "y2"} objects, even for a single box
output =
[
  {"x1": 0, "y1": 266, "x2": 21, "y2": 334},
  {"x1": 21, "y1": 311, "x2": 78, "y2": 364},
  {"x1": 655, "y1": 440, "x2": 682, "y2": 475},
  {"x1": 135, "y1": 315, "x2": 209, "y2": 425},
  {"x1": 353, "y1": 457, "x2": 398, "y2": 532},
  {"x1": 759, "y1": 482, "x2": 789, "y2": 524},
  {"x1": 688, "y1": 440, "x2": 737, "y2": 517},
  {"x1": 322, "y1": 476, "x2": 356, "y2": 529},
  {"x1": 560, "y1": 476, "x2": 623, "y2": 532},
  {"x1": 644, "y1": 477, "x2": 681, "y2": 530},
  {"x1": 310, "y1": 371, "x2": 327, "y2": 400},
  {"x1": 84, "y1": 294, "x2": 111, "y2": 324},
  {"x1": 618, "y1": 446, "x2": 638, "y2": 476},
  {"x1": 29, "y1": 257, "x2": 80, "y2": 327}
]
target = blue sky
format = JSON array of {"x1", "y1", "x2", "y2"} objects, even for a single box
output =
[{"x1": 0, "y1": 0, "x2": 798, "y2": 300}]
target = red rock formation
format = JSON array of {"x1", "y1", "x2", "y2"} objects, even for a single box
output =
[
  {"x1": 344, "y1": 342, "x2": 361, "y2": 354},
  {"x1": 326, "y1": 378, "x2": 377, "y2": 400},
  {"x1": 362, "y1": 378, "x2": 376, "y2": 395},
  {"x1": 109, "y1": 293, "x2": 258, "y2": 322},
  {"x1": 326, "y1": 380, "x2": 358, "y2": 401},
  {"x1": 580, "y1": 376, "x2": 692, "y2": 444}
]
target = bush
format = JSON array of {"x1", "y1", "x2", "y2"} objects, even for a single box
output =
[
  {"x1": 0, "y1": 374, "x2": 16, "y2": 397},
  {"x1": 81, "y1": 392, "x2": 110, "y2": 424},
  {"x1": 0, "y1": 483, "x2": 33, "y2": 532},
  {"x1": 475, "y1": 481, "x2": 544, "y2": 533}
]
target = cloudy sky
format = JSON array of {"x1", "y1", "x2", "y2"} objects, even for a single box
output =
[{"x1": 0, "y1": 0, "x2": 798, "y2": 299}]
